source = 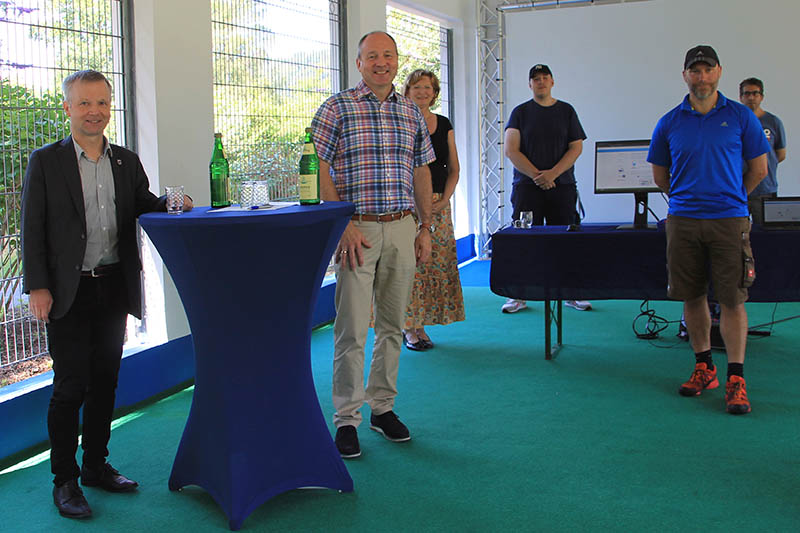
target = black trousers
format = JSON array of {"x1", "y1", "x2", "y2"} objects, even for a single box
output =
[
  {"x1": 511, "y1": 180, "x2": 578, "y2": 225},
  {"x1": 47, "y1": 270, "x2": 128, "y2": 485}
]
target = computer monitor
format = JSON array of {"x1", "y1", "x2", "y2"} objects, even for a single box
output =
[
  {"x1": 762, "y1": 196, "x2": 800, "y2": 229},
  {"x1": 594, "y1": 139, "x2": 660, "y2": 229}
]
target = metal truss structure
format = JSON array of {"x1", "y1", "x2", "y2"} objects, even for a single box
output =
[
  {"x1": 476, "y1": 0, "x2": 649, "y2": 258},
  {"x1": 477, "y1": 0, "x2": 509, "y2": 258}
]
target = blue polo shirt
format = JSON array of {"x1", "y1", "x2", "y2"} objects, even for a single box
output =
[
  {"x1": 647, "y1": 91, "x2": 769, "y2": 218},
  {"x1": 749, "y1": 111, "x2": 786, "y2": 197}
]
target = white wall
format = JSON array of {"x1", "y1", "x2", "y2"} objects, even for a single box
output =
[
  {"x1": 133, "y1": 0, "x2": 215, "y2": 340},
  {"x1": 504, "y1": 0, "x2": 800, "y2": 223}
]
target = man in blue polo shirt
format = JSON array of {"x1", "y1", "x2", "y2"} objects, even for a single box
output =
[{"x1": 648, "y1": 45, "x2": 769, "y2": 415}]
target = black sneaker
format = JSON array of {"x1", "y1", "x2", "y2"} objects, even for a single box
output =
[
  {"x1": 335, "y1": 425, "x2": 361, "y2": 459},
  {"x1": 369, "y1": 411, "x2": 411, "y2": 442}
]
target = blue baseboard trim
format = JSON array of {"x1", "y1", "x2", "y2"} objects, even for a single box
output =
[
  {"x1": 456, "y1": 234, "x2": 476, "y2": 264},
  {"x1": 0, "y1": 336, "x2": 195, "y2": 466},
  {"x1": 312, "y1": 279, "x2": 336, "y2": 327},
  {"x1": 1, "y1": 233, "x2": 478, "y2": 465}
]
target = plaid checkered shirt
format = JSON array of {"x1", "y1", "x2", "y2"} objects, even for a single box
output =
[{"x1": 311, "y1": 80, "x2": 436, "y2": 214}]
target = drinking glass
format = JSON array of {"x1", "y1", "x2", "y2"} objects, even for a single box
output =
[
  {"x1": 252, "y1": 180, "x2": 270, "y2": 207},
  {"x1": 239, "y1": 180, "x2": 257, "y2": 209},
  {"x1": 165, "y1": 185, "x2": 184, "y2": 215}
]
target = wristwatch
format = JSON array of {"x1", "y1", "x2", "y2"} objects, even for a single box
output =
[{"x1": 419, "y1": 223, "x2": 435, "y2": 233}]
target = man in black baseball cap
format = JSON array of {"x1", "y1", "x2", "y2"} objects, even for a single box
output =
[
  {"x1": 684, "y1": 45, "x2": 719, "y2": 70},
  {"x1": 529, "y1": 64, "x2": 552, "y2": 78},
  {"x1": 648, "y1": 44, "x2": 770, "y2": 415},
  {"x1": 501, "y1": 62, "x2": 591, "y2": 314}
]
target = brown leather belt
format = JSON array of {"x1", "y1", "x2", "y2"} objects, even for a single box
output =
[
  {"x1": 351, "y1": 210, "x2": 413, "y2": 222},
  {"x1": 81, "y1": 263, "x2": 121, "y2": 278}
]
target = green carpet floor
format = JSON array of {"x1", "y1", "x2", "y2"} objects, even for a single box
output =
[{"x1": 2, "y1": 288, "x2": 799, "y2": 531}]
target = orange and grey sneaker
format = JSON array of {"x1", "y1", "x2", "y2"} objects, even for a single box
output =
[
  {"x1": 678, "y1": 362, "x2": 719, "y2": 396},
  {"x1": 725, "y1": 375, "x2": 751, "y2": 415}
]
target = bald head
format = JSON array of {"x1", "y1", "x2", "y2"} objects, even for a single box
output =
[
  {"x1": 355, "y1": 31, "x2": 399, "y2": 100},
  {"x1": 357, "y1": 31, "x2": 397, "y2": 59}
]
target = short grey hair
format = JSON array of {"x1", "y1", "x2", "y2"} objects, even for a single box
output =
[
  {"x1": 357, "y1": 31, "x2": 397, "y2": 59},
  {"x1": 62, "y1": 70, "x2": 112, "y2": 102}
]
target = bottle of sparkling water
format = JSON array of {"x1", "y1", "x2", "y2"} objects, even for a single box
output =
[
  {"x1": 209, "y1": 133, "x2": 230, "y2": 208},
  {"x1": 298, "y1": 128, "x2": 320, "y2": 205}
]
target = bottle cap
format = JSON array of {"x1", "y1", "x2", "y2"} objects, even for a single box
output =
[
  {"x1": 305, "y1": 127, "x2": 312, "y2": 133},
  {"x1": 214, "y1": 132, "x2": 222, "y2": 138}
]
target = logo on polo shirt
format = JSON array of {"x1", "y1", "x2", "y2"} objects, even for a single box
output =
[
  {"x1": 720, "y1": 121, "x2": 728, "y2": 127},
  {"x1": 764, "y1": 128, "x2": 772, "y2": 140}
]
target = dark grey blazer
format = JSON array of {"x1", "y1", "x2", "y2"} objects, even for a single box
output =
[{"x1": 21, "y1": 136, "x2": 166, "y2": 320}]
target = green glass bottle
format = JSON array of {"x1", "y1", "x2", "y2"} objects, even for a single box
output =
[
  {"x1": 298, "y1": 128, "x2": 320, "y2": 205},
  {"x1": 209, "y1": 133, "x2": 230, "y2": 208}
]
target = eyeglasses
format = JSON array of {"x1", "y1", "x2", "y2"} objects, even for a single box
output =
[{"x1": 741, "y1": 90, "x2": 762, "y2": 96}]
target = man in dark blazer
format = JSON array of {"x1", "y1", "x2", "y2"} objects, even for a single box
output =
[{"x1": 21, "y1": 69, "x2": 192, "y2": 519}]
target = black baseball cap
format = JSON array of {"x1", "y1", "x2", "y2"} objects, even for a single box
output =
[
  {"x1": 684, "y1": 45, "x2": 720, "y2": 70},
  {"x1": 529, "y1": 64, "x2": 552, "y2": 78}
]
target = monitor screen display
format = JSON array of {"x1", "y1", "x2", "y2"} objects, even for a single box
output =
[
  {"x1": 594, "y1": 140, "x2": 659, "y2": 194},
  {"x1": 763, "y1": 197, "x2": 800, "y2": 224}
]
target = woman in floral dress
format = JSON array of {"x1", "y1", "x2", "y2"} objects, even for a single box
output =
[{"x1": 402, "y1": 69, "x2": 466, "y2": 350}]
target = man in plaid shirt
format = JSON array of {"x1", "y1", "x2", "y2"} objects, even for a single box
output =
[{"x1": 312, "y1": 31, "x2": 435, "y2": 459}]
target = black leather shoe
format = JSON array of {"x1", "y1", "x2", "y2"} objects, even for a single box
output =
[
  {"x1": 335, "y1": 425, "x2": 361, "y2": 459},
  {"x1": 419, "y1": 337, "x2": 434, "y2": 349},
  {"x1": 53, "y1": 479, "x2": 92, "y2": 518},
  {"x1": 81, "y1": 463, "x2": 139, "y2": 493}
]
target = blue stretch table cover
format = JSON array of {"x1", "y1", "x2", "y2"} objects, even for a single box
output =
[
  {"x1": 490, "y1": 223, "x2": 800, "y2": 302},
  {"x1": 140, "y1": 201, "x2": 354, "y2": 530}
]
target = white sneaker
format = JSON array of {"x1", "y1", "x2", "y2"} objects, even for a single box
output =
[
  {"x1": 501, "y1": 298, "x2": 528, "y2": 313},
  {"x1": 565, "y1": 300, "x2": 592, "y2": 311}
]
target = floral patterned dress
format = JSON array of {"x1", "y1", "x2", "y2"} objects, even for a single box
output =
[{"x1": 404, "y1": 114, "x2": 465, "y2": 329}]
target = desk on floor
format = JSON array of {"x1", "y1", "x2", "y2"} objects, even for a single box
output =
[
  {"x1": 490, "y1": 224, "x2": 800, "y2": 359},
  {"x1": 140, "y1": 201, "x2": 354, "y2": 530}
]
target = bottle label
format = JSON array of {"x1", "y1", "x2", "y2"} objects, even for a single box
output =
[
  {"x1": 302, "y1": 142, "x2": 315, "y2": 156},
  {"x1": 299, "y1": 173, "x2": 319, "y2": 201}
]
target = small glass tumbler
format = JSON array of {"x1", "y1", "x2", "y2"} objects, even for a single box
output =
[
  {"x1": 252, "y1": 180, "x2": 270, "y2": 207},
  {"x1": 165, "y1": 185, "x2": 184, "y2": 215},
  {"x1": 240, "y1": 180, "x2": 257, "y2": 209},
  {"x1": 520, "y1": 211, "x2": 533, "y2": 228}
]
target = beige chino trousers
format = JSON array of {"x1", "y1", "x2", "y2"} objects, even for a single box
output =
[{"x1": 332, "y1": 215, "x2": 417, "y2": 428}]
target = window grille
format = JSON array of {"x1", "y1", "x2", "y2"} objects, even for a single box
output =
[
  {"x1": 211, "y1": 0, "x2": 344, "y2": 202},
  {"x1": 0, "y1": 0, "x2": 128, "y2": 376},
  {"x1": 387, "y1": 5, "x2": 458, "y2": 226},
  {"x1": 387, "y1": 5, "x2": 452, "y2": 119}
]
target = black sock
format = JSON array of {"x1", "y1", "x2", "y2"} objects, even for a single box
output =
[
  {"x1": 695, "y1": 350, "x2": 713, "y2": 370},
  {"x1": 727, "y1": 363, "x2": 744, "y2": 379}
]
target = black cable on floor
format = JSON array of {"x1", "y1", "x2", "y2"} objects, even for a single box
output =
[
  {"x1": 632, "y1": 300, "x2": 672, "y2": 340},
  {"x1": 748, "y1": 304, "x2": 800, "y2": 336},
  {"x1": 634, "y1": 301, "x2": 800, "y2": 346}
]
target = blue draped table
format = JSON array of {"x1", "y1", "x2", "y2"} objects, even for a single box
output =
[
  {"x1": 139, "y1": 201, "x2": 355, "y2": 530},
  {"x1": 490, "y1": 223, "x2": 800, "y2": 359}
]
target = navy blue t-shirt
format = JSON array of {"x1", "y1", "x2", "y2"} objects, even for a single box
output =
[{"x1": 506, "y1": 99, "x2": 586, "y2": 185}]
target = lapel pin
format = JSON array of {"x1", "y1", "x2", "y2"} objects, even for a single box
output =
[{"x1": 117, "y1": 159, "x2": 122, "y2": 166}]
